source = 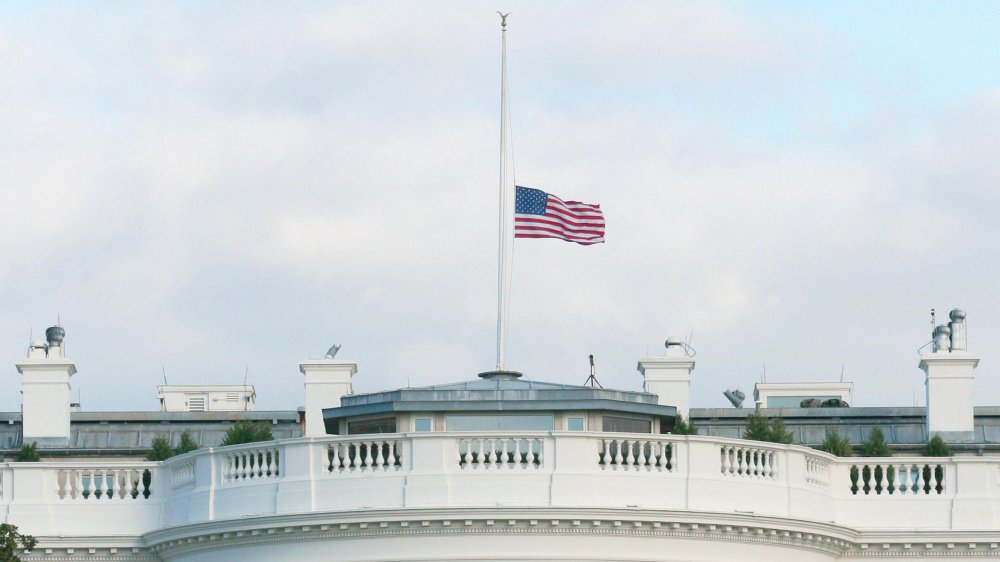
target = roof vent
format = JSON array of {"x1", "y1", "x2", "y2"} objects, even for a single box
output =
[{"x1": 477, "y1": 370, "x2": 523, "y2": 381}]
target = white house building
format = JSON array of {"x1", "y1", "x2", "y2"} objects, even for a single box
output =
[{"x1": 2, "y1": 309, "x2": 999, "y2": 561}]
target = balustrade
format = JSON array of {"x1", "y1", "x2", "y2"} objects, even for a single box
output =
[
  {"x1": 805, "y1": 455, "x2": 830, "y2": 488},
  {"x1": 56, "y1": 467, "x2": 154, "y2": 500},
  {"x1": 849, "y1": 461, "x2": 947, "y2": 496},
  {"x1": 170, "y1": 459, "x2": 196, "y2": 491},
  {"x1": 221, "y1": 446, "x2": 281, "y2": 484},
  {"x1": 720, "y1": 444, "x2": 778, "y2": 479},
  {"x1": 324, "y1": 438, "x2": 402, "y2": 473},
  {"x1": 598, "y1": 437, "x2": 677, "y2": 472},
  {"x1": 457, "y1": 437, "x2": 542, "y2": 469}
]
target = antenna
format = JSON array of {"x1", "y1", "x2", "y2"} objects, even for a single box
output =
[
  {"x1": 583, "y1": 354, "x2": 603, "y2": 388},
  {"x1": 243, "y1": 366, "x2": 250, "y2": 413},
  {"x1": 761, "y1": 363, "x2": 767, "y2": 383},
  {"x1": 839, "y1": 363, "x2": 845, "y2": 383},
  {"x1": 162, "y1": 366, "x2": 168, "y2": 386}
]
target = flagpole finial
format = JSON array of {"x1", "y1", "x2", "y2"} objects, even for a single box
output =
[{"x1": 497, "y1": 12, "x2": 511, "y2": 29}]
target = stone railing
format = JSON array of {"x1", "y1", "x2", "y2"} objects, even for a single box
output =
[{"x1": 0, "y1": 433, "x2": 997, "y2": 540}]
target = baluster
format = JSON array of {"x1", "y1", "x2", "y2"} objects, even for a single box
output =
[
  {"x1": 265, "y1": 449, "x2": 275, "y2": 477},
  {"x1": 936, "y1": 464, "x2": 944, "y2": 494},
  {"x1": 636, "y1": 440, "x2": 647, "y2": 469},
  {"x1": 598, "y1": 440, "x2": 607, "y2": 466},
  {"x1": 864, "y1": 464, "x2": 874, "y2": 495},
  {"x1": 499, "y1": 439, "x2": 509, "y2": 467},
  {"x1": 369, "y1": 441, "x2": 381, "y2": 470},
  {"x1": 761, "y1": 451, "x2": 771, "y2": 478},
  {"x1": 98, "y1": 470, "x2": 109, "y2": 500},
  {"x1": 738, "y1": 448, "x2": 748, "y2": 476},
  {"x1": 653, "y1": 442, "x2": 663, "y2": 470},
  {"x1": 721, "y1": 447, "x2": 731, "y2": 475},
  {"x1": 483, "y1": 439, "x2": 495, "y2": 468},
  {"x1": 242, "y1": 453, "x2": 252, "y2": 479},
  {"x1": 346, "y1": 442, "x2": 356, "y2": 470},
  {"x1": 75, "y1": 469, "x2": 84, "y2": 499},
  {"x1": 457, "y1": 440, "x2": 466, "y2": 468},
  {"x1": 915, "y1": 464, "x2": 926, "y2": 494},
  {"x1": 891, "y1": 464, "x2": 901, "y2": 495},
  {"x1": 123, "y1": 470, "x2": 135, "y2": 499},
  {"x1": 472, "y1": 439, "x2": 482, "y2": 468},
  {"x1": 111, "y1": 469, "x2": 122, "y2": 500},
  {"x1": 518, "y1": 439, "x2": 527, "y2": 467},
  {"x1": 535, "y1": 438, "x2": 543, "y2": 466},
  {"x1": 387, "y1": 440, "x2": 397, "y2": 468},
  {"x1": 620, "y1": 440, "x2": 632, "y2": 468},
  {"x1": 56, "y1": 470, "x2": 66, "y2": 500}
]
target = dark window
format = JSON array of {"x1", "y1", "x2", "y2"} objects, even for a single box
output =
[
  {"x1": 348, "y1": 417, "x2": 397, "y2": 435},
  {"x1": 601, "y1": 416, "x2": 651, "y2": 434}
]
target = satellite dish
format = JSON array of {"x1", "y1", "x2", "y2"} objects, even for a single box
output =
[
  {"x1": 723, "y1": 389, "x2": 745, "y2": 408},
  {"x1": 325, "y1": 344, "x2": 341, "y2": 359}
]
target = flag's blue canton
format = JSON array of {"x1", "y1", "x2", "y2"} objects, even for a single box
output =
[{"x1": 515, "y1": 186, "x2": 548, "y2": 215}]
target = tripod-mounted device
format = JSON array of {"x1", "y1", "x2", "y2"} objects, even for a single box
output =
[{"x1": 583, "y1": 354, "x2": 603, "y2": 388}]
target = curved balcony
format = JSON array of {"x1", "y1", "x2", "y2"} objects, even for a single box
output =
[{"x1": 0, "y1": 433, "x2": 995, "y2": 560}]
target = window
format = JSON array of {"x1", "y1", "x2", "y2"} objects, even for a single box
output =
[
  {"x1": 601, "y1": 416, "x2": 651, "y2": 434},
  {"x1": 567, "y1": 417, "x2": 585, "y2": 431},
  {"x1": 414, "y1": 418, "x2": 432, "y2": 432},
  {"x1": 348, "y1": 417, "x2": 397, "y2": 435},
  {"x1": 187, "y1": 397, "x2": 206, "y2": 412},
  {"x1": 446, "y1": 414, "x2": 553, "y2": 431}
]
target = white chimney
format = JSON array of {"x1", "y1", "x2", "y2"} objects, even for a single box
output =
[
  {"x1": 921, "y1": 308, "x2": 978, "y2": 440},
  {"x1": 637, "y1": 337, "x2": 696, "y2": 419},
  {"x1": 16, "y1": 326, "x2": 76, "y2": 447},
  {"x1": 300, "y1": 359, "x2": 356, "y2": 437}
]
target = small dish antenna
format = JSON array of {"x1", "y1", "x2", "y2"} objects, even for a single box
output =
[{"x1": 325, "y1": 344, "x2": 341, "y2": 359}]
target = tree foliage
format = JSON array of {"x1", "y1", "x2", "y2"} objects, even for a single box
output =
[
  {"x1": 743, "y1": 411, "x2": 793, "y2": 444},
  {"x1": 175, "y1": 430, "x2": 200, "y2": 455},
  {"x1": 13, "y1": 442, "x2": 40, "y2": 462},
  {"x1": 820, "y1": 429, "x2": 853, "y2": 457},
  {"x1": 0, "y1": 523, "x2": 37, "y2": 562},
  {"x1": 922, "y1": 434, "x2": 952, "y2": 457},
  {"x1": 145, "y1": 436, "x2": 177, "y2": 461},
  {"x1": 670, "y1": 415, "x2": 698, "y2": 435},
  {"x1": 145, "y1": 431, "x2": 200, "y2": 461},
  {"x1": 860, "y1": 427, "x2": 892, "y2": 457},
  {"x1": 220, "y1": 420, "x2": 273, "y2": 446}
]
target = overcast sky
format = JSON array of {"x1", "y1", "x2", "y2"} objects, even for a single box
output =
[{"x1": 3, "y1": 1, "x2": 1000, "y2": 412}]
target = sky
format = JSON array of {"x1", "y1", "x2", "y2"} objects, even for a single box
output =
[{"x1": 2, "y1": 1, "x2": 1000, "y2": 412}]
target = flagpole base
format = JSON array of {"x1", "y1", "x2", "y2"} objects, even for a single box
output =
[{"x1": 478, "y1": 370, "x2": 523, "y2": 381}]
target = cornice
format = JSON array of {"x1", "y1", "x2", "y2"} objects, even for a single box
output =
[{"x1": 144, "y1": 507, "x2": 855, "y2": 560}]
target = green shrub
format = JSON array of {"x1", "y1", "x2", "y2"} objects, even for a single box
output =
[
  {"x1": 743, "y1": 411, "x2": 793, "y2": 444},
  {"x1": 820, "y1": 429, "x2": 853, "y2": 457},
  {"x1": 175, "y1": 430, "x2": 199, "y2": 455},
  {"x1": 145, "y1": 431, "x2": 200, "y2": 461},
  {"x1": 860, "y1": 427, "x2": 892, "y2": 457},
  {"x1": 0, "y1": 523, "x2": 37, "y2": 561},
  {"x1": 145, "y1": 436, "x2": 176, "y2": 461},
  {"x1": 13, "y1": 442, "x2": 40, "y2": 462},
  {"x1": 923, "y1": 434, "x2": 951, "y2": 457},
  {"x1": 671, "y1": 415, "x2": 698, "y2": 435},
  {"x1": 220, "y1": 420, "x2": 274, "y2": 446}
]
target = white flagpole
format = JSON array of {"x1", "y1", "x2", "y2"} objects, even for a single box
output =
[{"x1": 495, "y1": 12, "x2": 511, "y2": 371}]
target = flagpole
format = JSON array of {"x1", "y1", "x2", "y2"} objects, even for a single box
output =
[{"x1": 495, "y1": 12, "x2": 511, "y2": 371}]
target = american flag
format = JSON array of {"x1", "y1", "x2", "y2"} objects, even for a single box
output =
[{"x1": 513, "y1": 186, "x2": 605, "y2": 245}]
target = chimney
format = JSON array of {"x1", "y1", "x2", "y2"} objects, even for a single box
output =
[
  {"x1": 16, "y1": 325, "x2": 76, "y2": 447},
  {"x1": 638, "y1": 337, "x2": 696, "y2": 419},
  {"x1": 921, "y1": 308, "x2": 978, "y2": 441},
  {"x1": 299, "y1": 359, "x2": 356, "y2": 437}
]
